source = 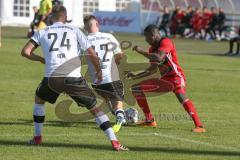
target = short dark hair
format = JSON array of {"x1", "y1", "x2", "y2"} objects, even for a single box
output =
[
  {"x1": 144, "y1": 24, "x2": 159, "y2": 35},
  {"x1": 84, "y1": 15, "x2": 97, "y2": 24},
  {"x1": 52, "y1": 5, "x2": 67, "y2": 18}
]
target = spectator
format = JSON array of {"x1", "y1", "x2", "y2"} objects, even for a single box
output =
[
  {"x1": 207, "y1": 7, "x2": 218, "y2": 40},
  {"x1": 170, "y1": 7, "x2": 185, "y2": 36},
  {"x1": 170, "y1": 6, "x2": 180, "y2": 36},
  {"x1": 217, "y1": 8, "x2": 226, "y2": 40},
  {"x1": 186, "y1": 8, "x2": 203, "y2": 39},
  {"x1": 202, "y1": 7, "x2": 212, "y2": 39},
  {"x1": 159, "y1": 6, "x2": 170, "y2": 37},
  {"x1": 183, "y1": 6, "x2": 194, "y2": 29}
]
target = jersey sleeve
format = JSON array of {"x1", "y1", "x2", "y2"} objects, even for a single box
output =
[
  {"x1": 109, "y1": 34, "x2": 122, "y2": 55},
  {"x1": 47, "y1": 0, "x2": 53, "y2": 10},
  {"x1": 76, "y1": 29, "x2": 92, "y2": 52},
  {"x1": 31, "y1": 30, "x2": 41, "y2": 46},
  {"x1": 148, "y1": 46, "x2": 154, "y2": 53},
  {"x1": 158, "y1": 38, "x2": 174, "y2": 53}
]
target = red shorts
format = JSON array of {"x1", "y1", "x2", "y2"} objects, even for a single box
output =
[{"x1": 139, "y1": 76, "x2": 186, "y2": 94}]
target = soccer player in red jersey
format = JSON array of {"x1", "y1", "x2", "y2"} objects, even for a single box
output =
[{"x1": 125, "y1": 24, "x2": 206, "y2": 133}]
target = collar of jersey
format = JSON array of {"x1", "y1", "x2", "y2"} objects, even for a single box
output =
[
  {"x1": 88, "y1": 32, "x2": 100, "y2": 36},
  {"x1": 52, "y1": 22, "x2": 65, "y2": 26}
]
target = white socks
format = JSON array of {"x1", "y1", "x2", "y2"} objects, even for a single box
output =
[{"x1": 33, "y1": 104, "x2": 45, "y2": 136}]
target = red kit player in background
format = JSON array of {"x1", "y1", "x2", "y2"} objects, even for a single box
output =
[{"x1": 125, "y1": 24, "x2": 206, "y2": 133}]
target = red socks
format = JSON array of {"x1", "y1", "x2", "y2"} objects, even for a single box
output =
[
  {"x1": 183, "y1": 100, "x2": 203, "y2": 127},
  {"x1": 133, "y1": 92, "x2": 154, "y2": 121}
]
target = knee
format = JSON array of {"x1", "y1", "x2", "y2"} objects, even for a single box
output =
[
  {"x1": 131, "y1": 85, "x2": 144, "y2": 97},
  {"x1": 176, "y1": 93, "x2": 187, "y2": 104},
  {"x1": 35, "y1": 95, "x2": 45, "y2": 104}
]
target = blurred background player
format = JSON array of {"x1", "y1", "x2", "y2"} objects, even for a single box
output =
[
  {"x1": 225, "y1": 25, "x2": 240, "y2": 56},
  {"x1": 27, "y1": 6, "x2": 40, "y2": 38},
  {"x1": 52, "y1": 0, "x2": 63, "y2": 7},
  {"x1": 38, "y1": 0, "x2": 53, "y2": 27},
  {"x1": 21, "y1": 5, "x2": 128, "y2": 151},
  {"x1": 125, "y1": 25, "x2": 206, "y2": 133},
  {"x1": 83, "y1": 15, "x2": 126, "y2": 133}
]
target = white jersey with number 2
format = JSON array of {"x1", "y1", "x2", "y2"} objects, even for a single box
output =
[
  {"x1": 87, "y1": 32, "x2": 122, "y2": 84},
  {"x1": 31, "y1": 22, "x2": 92, "y2": 77}
]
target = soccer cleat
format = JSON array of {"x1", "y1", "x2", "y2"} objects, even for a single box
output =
[
  {"x1": 232, "y1": 52, "x2": 240, "y2": 56},
  {"x1": 29, "y1": 136, "x2": 42, "y2": 145},
  {"x1": 224, "y1": 52, "x2": 232, "y2": 56},
  {"x1": 137, "y1": 119, "x2": 157, "y2": 127},
  {"x1": 111, "y1": 140, "x2": 129, "y2": 151},
  {"x1": 113, "y1": 116, "x2": 126, "y2": 133},
  {"x1": 192, "y1": 126, "x2": 206, "y2": 133},
  {"x1": 113, "y1": 123, "x2": 122, "y2": 133}
]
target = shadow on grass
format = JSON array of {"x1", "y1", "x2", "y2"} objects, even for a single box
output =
[
  {"x1": 0, "y1": 121, "x2": 32, "y2": 126},
  {"x1": 186, "y1": 51, "x2": 240, "y2": 59},
  {"x1": 0, "y1": 119, "x2": 99, "y2": 128},
  {"x1": 0, "y1": 139, "x2": 239, "y2": 157},
  {"x1": 0, "y1": 119, "x2": 172, "y2": 131},
  {"x1": 185, "y1": 67, "x2": 240, "y2": 72}
]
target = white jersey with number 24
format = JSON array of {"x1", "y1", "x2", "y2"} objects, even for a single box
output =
[{"x1": 31, "y1": 22, "x2": 92, "y2": 77}]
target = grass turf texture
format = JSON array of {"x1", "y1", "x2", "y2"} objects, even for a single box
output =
[{"x1": 0, "y1": 27, "x2": 240, "y2": 160}]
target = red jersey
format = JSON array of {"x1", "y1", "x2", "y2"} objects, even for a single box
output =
[
  {"x1": 202, "y1": 12, "x2": 212, "y2": 29},
  {"x1": 148, "y1": 38, "x2": 185, "y2": 80},
  {"x1": 191, "y1": 13, "x2": 203, "y2": 32}
]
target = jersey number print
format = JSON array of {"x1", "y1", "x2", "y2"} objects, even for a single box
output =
[{"x1": 48, "y1": 32, "x2": 71, "y2": 52}]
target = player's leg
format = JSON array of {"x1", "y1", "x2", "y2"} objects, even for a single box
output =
[
  {"x1": 68, "y1": 78, "x2": 128, "y2": 151},
  {"x1": 132, "y1": 78, "x2": 173, "y2": 126},
  {"x1": 109, "y1": 100, "x2": 126, "y2": 133},
  {"x1": 132, "y1": 83, "x2": 155, "y2": 125},
  {"x1": 29, "y1": 78, "x2": 60, "y2": 144},
  {"x1": 234, "y1": 38, "x2": 240, "y2": 55},
  {"x1": 132, "y1": 78, "x2": 168, "y2": 126},
  {"x1": 109, "y1": 81, "x2": 125, "y2": 132},
  {"x1": 226, "y1": 37, "x2": 236, "y2": 55},
  {"x1": 92, "y1": 81, "x2": 126, "y2": 133},
  {"x1": 173, "y1": 79, "x2": 205, "y2": 132},
  {"x1": 237, "y1": 39, "x2": 240, "y2": 54},
  {"x1": 29, "y1": 95, "x2": 45, "y2": 145}
]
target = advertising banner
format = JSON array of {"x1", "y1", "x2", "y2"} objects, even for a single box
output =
[{"x1": 94, "y1": 11, "x2": 141, "y2": 33}]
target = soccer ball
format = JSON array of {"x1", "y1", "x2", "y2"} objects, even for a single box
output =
[{"x1": 125, "y1": 108, "x2": 139, "y2": 124}]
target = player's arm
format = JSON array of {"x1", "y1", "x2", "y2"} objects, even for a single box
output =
[
  {"x1": 86, "y1": 47, "x2": 102, "y2": 83},
  {"x1": 114, "y1": 53, "x2": 123, "y2": 65},
  {"x1": 21, "y1": 40, "x2": 45, "y2": 64},
  {"x1": 110, "y1": 34, "x2": 123, "y2": 65},
  {"x1": 132, "y1": 45, "x2": 151, "y2": 59},
  {"x1": 125, "y1": 63, "x2": 158, "y2": 80},
  {"x1": 133, "y1": 45, "x2": 166, "y2": 63}
]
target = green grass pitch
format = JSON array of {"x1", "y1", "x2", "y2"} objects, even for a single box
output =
[{"x1": 0, "y1": 27, "x2": 240, "y2": 160}]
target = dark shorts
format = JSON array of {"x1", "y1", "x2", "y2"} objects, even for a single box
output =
[
  {"x1": 92, "y1": 80, "x2": 124, "y2": 101},
  {"x1": 36, "y1": 77, "x2": 97, "y2": 109}
]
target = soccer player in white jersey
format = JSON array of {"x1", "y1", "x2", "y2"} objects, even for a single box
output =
[
  {"x1": 21, "y1": 5, "x2": 128, "y2": 151},
  {"x1": 83, "y1": 15, "x2": 126, "y2": 133}
]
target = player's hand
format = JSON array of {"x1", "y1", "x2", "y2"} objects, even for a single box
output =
[
  {"x1": 124, "y1": 71, "x2": 135, "y2": 79},
  {"x1": 95, "y1": 71, "x2": 103, "y2": 84},
  {"x1": 148, "y1": 53, "x2": 159, "y2": 61},
  {"x1": 132, "y1": 45, "x2": 142, "y2": 53},
  {"x1": 39, "y1": 58, "x2": 45, "y2": 64},
  {"x1": 41, "y1": 15, "x2": 46, "y2": 21}
]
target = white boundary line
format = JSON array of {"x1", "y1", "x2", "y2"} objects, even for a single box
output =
[{"x1": 0, "y1": 132, "x2": 239, "y2": 152}]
